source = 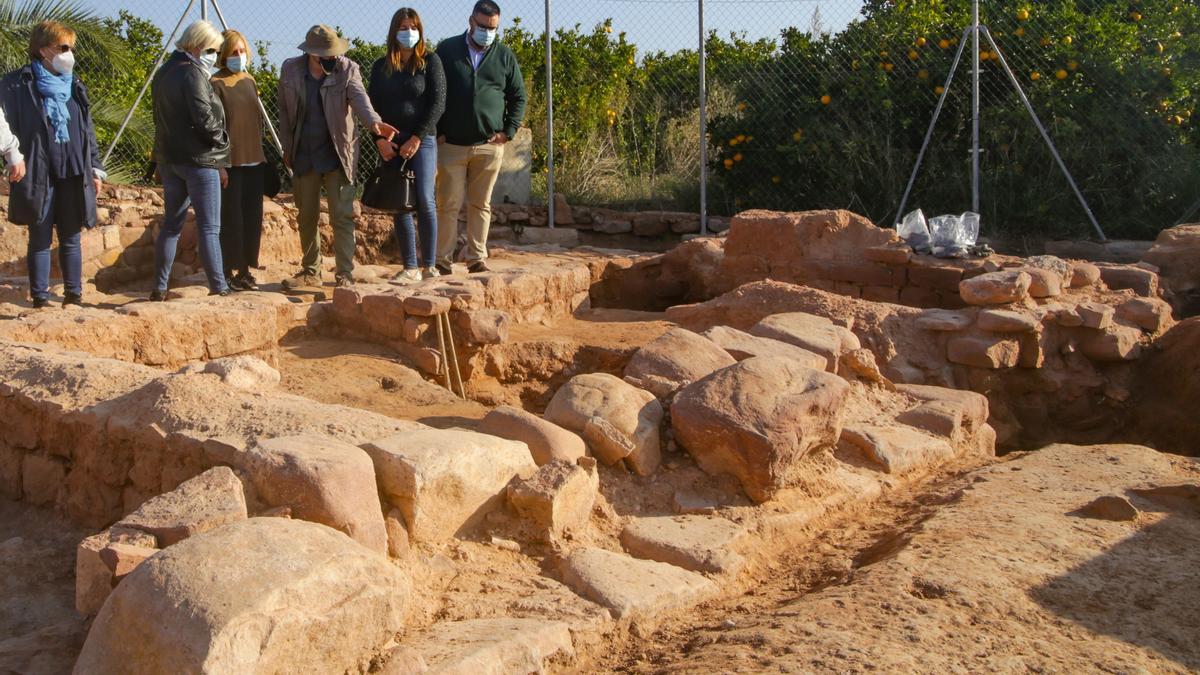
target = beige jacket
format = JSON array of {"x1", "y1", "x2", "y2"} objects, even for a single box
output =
[{"x1": 278, "y1": 55, "x2": 381, "y2": 183}]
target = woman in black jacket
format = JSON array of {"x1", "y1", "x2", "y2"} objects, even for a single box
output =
[
  {"x1": 368, "y1": 7, "x2": 445, "y2": 284},
  {"x1": 0, "y1": 20, "x2": 104, "y2": 308},
  {"x1": 149, "y1": 20, "x2": 231, "y2": 300}
]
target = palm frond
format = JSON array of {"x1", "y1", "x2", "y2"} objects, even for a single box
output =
[{"x1": 0, "y1": 0, "x2": 131, "y2": 73}]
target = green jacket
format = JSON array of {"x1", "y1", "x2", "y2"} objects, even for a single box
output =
[{"x1": 436, "y1": 33, "x2": 527, "y2": 145}]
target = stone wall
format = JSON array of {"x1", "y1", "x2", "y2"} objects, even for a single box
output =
[{"x1": 0, "y1": 340, "x2": 424, "y2": 528}]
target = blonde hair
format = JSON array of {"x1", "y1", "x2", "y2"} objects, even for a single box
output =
[
  {"x1": 176, "y1": 20, "x2": 223, "y2": 53},
  {"x1": 217, "y1": 29, "x2": 252, "y2": 69},
  {"x1": 28, "y1": 20, "x2": 76, "y2": 61}
]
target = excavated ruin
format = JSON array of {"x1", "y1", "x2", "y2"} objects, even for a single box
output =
[{"x1": 1, "y1": 185, "x2": 1199, "y2": 673}]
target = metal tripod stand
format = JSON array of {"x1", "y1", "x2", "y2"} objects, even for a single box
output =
[
  {"x1": 894, "y1": 0, "x2": 1107, "y2": 242},
  {"x1": 101, "y1": 0, "x2": 287, "y2": 170}
]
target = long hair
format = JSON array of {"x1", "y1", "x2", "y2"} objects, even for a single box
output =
[
  {"x1": 384, "y1": 8, "x2": 426, "y2": 75},
  {"x1": 217, "y1": 30, "x2": 252, "y2": 70}
]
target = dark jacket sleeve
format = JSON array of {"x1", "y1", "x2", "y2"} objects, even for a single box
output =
[
  {"x1": 415, "y1": 54, "x2": 446, "y2": 139},
  {"x1": 502, "y1": 50, "x2": 527, "y2": 140},
  {"x1": 182, "y1": 66, "x2": 225, "y2": 148},
  {"x1": 367, "y1": 58, "x2": 383, "y2": 112}
]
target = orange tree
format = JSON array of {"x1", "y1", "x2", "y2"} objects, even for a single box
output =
[{"x1": 709, "y1": 0, "x2": 1200, "y2": 238}]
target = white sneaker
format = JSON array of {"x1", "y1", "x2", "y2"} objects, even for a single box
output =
[
  {"x1": 391, "y1": 268, "x2": 422, "y2": 285},
  {"x1": 421, "y1": 267, "x2": 440, "y2": 280}
]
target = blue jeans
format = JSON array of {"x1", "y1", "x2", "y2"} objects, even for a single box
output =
[
  {"x1": 392, "y1": 134, "x2": 438, "y2": 269},
  {"x1": 154, "y1": 163, "x2": 227, "y2": 293},
  {"x1": 27, "y1": 175, "x2": 85, "y2": 300}
]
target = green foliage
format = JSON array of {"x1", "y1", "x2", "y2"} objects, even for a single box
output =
[{"x1": 708, "y1": 0, "x2": 1200, "y2": 238}]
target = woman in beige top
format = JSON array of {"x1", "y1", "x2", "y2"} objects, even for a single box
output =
[{"x1": 211, "y1": 29, "x2": 266, "y2": 291}]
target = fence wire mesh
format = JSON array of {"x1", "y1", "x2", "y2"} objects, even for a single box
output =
[{"x1": 59, "y1": 0, "x2": 1200, "y2": 239}]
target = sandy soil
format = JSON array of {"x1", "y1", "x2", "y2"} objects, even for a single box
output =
[
  {"x1": 0, "y1": 502, "x2": 89, "y2": 675},
  {"x1": 591, "y1": 443, "x2": 1200, "y2": 673}
]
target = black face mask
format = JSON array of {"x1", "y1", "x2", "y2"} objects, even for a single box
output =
[{"x1": 319, "y1": 57, "x2": 337, "y2": 74}]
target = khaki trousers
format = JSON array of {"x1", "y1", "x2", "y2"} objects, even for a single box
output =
[
  {"x1": 435, "y1": 142, "x2": 504, "y2": 265},
  {"x1": 293, "y1": 169, "x2": 357, "y2": 277}
]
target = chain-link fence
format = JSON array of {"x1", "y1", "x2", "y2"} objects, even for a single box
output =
[{"x1": 66, "y1": 0, "x2": 1200, "y2": 239}]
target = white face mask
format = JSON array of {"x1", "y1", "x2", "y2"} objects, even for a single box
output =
[
  {"x1": 199, "y1": 51, "x2": 219, "y2": 72},
  {"x1": 226, "y1": 55, "x2": 246, "y2": 73},
  {"x1": 396, "y1": 29, "x2": 421, "y2": 49},
  {"x1": 51, "y1": 50, "x2": 75, "y2": 75},
  {"x1": 472, "y1": 25, "x2": 497, "y2": 48}
]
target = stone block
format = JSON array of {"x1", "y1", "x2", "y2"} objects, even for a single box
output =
[
  {"x1": 544, "y1": 374, "x2": 662, "y2": 475},
  {"x1": 116, "y1": 466, "x2": 247, "y2": 547},
  {"x1": 478, "y1": 405, "x2": 587, "y2": 466},
  {"x1": 362, "y1": 292, "x2": 408, "y2": 340},
  {"x1": 623, "y1": 327, "x2": 737, "y2": 399},
  {"x1": 1076, "y1": 302, "x2": 1115, "y2": 330},
  {"x1": 361, "y1": 429, "x2": 536, "y2": 543},
  {"x1": 1023, "y1": 267, "x2": 1063, "y2": 298},
  {"x1": 908, "y1": 263, "x2": 965, "y2": 291},
  {"x1": 915, "y1": 308, "x2": 974, "y2": 331},
  {"x1": 1115, "y1": 297, "x2": 1174, "y2": 333},
  {"x1": 749, "y1": 312, "x2": 860, "y2": 373},
  {"x1": 958, "y1": 270, "x2": 1031, "y2": 306},
  {"x1": 620, "y1": 515, "x2": 748, "y2": 575},
  {"x1": 1098, "y1": 264, "x2": 1159, "y2": 297},
  {"x1": 946, "y1": 336, "x2": 1020, "y2": 369},
  {"x1": 864, "y1": 245, "x2": 911, "y2": 264},
  {"x1": 840, "y1": 424, "x2": 956, "y2": 474},
  {"x1": 1080, "y1": 324, "x2": 1143, "y2": 362},
  {"x1": 243, "y1": 435, "x2": 389, "y2": 555},
  {"x1": 559, "y1": 547, "x2": 716, "y2": 620},
  {"x1": 700, "y1": 325, "x2": 827, "y2": 370},
  {"x1": 403, "y1": 294, "x2": 452, "y2": 316},
  {"x1": 74, "y1": 519, "x2": 410, "y2": 675},
  {"x1": 454, "y1": 309, "x2": 511, "y2": 345},
  {"x1": 76, "y1": 526, "x2": 158, "y2": 616},
  {"x1": 1069, "y1": 262, "x2": 1101, "y2": 288},
  {"x1": 98, "y1": 542, "x2": 158, "y2": 582},
  {"x1": 21, "y1": 454, "x2": 65, "y2": 505},
  {"x1": 977, "y1": 309, "x2": 1040, "y2": 333},
  {"x1": 507, "y1": 458, "x2": 598, "y2": 541},
  {"x1": 405, "y1": 618, "x2": 573, "y2": 675}
]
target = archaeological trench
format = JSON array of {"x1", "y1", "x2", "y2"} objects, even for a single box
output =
[{"x1": 1, "y1": 186, "x2": 1199, "y2": 673}]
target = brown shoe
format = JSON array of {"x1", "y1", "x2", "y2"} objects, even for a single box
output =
[
  {"x1": 334, "y1": 273, "x2": 354, "y2": 288},
  {"x1": 435, "y1": 263, "x2": 453, "y2": 276},
  {"x1": 467, "y1": 260, "x2": 490, "y2": 274},
  {"x1": 281, "y1": 270, "x2": 322, "y2": 290}
]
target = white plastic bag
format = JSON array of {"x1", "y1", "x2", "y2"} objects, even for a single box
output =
[
  {"x1": 897, "y1": 209, "x2": 931, "y2": 251},
  {"x1": 929, "y1": 211, "x2": 980, "y2": 257}
]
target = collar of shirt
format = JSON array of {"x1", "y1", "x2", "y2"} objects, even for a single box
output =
[{"x1": 465, "y1": 31, "x2": 490, "y2": 69}]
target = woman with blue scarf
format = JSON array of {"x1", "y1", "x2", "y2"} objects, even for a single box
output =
[{"x1": 0, "y1": 20, "x2": 105, "y2": 309}]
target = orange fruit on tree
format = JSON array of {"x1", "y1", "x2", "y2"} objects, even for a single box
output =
[
  {"x1": 883, "y1": 63, "x2": 894, "y2": 72},
  {"x1": 1015, "y1": 27, "x2": 1025, "y2": 37},
  {"x1": 1056, "y1": 69, "x2": 1068, "y2": 80},
  {"x1": 1130, "y1": 11, "x2": 1142, "y2": 21},
  {"x1": 736, "y1": 134, "x2": 746, "y2": 142},
  {"x1": 1030, "y1": 71, "x2": 1041, "y2": 80},
  {"x1": 771, "y1": 176, "x2": 781, "y2": 184},
  {"x1": 908, "y1": 49, "x2": 919, "y2": 60},
  {"x1": 792, "y1": 130, "x2": 803, "y2": 141},
  {"x1": 723, "y1": 158, "x2": 734, "y2": 169},
  {"x1": 1062, "y1": 36, "x2": 1073, "y2": 45},
  {"x1": 918, "y1": 69, "x2": 929, "y2": 80},
  {"x1": 733, "y1": 152, "x2": 744, "y2": 162},
  {"x1": 1016, "y1": 8, "x2": 1030, "y2": 20},
  {"x1": 938, "y1": 38, "x2": 950, "y2": 49},
  {"x1": 1068, "y1": 60, "x2": 1079, "y2": 71},
  {"x1": 820, "y1": 94, "x2": 832, "y2": 105},
  {"x1": 916, "y1": 37, "x2": 927, "y2": 47},
  {"x1": 935, "y1": 85, "x2": 945, "y2": 94}
]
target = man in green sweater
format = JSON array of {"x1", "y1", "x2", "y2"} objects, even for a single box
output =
[{"x1": 435, "y1": 0, "x2": 527, "y2": 275}]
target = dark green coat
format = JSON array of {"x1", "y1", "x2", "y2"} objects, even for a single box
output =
[{"x1": 435, "y1": 33, "x2": 526, "y2": 145}]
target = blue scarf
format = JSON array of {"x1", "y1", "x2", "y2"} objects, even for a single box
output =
[{"x1": 32, "y1": 61, "x2": 73, "y2": 144}]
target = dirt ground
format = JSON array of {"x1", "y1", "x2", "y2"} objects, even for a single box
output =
[
  {"x1": 0, "y1": 501, "x2": 88, "y2": 675},
  {"x1": 591, "y1": 443, "x2": 1200, "y2": 673}
]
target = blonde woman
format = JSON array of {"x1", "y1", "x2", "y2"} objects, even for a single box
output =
[
  {"x1": 149, "y1": 19, "x2": 231, "y2": 300},
  {"x1": 212, "y1": 29, "x2": 266, "y2": 291}
]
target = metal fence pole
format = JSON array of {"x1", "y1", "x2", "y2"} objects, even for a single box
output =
[
  {"x1": 970, "y1": 0, "x2": 980, "y2": 213},
  {"x1": 200, "y1": 0, "x2": 208, "y2": 22},
  {"x1": 545, "y1": 0, "x2": 555, "y2": 228},
  {"x1": 698, "y1": 0, "x2": 708, "y2": 235}
]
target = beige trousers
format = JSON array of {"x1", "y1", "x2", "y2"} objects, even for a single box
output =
[{"x1": 435, "y1": 142, "x2": 504, "y2": 265}]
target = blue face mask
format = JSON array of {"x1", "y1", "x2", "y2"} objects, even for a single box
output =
[
  {"x1": 226, "y1": 55, "x2": 245, "y2": 73},
  {"x1": 396, "y1": 29, "x2": 420, "y2": 49},
  {"x1": 472, "y1": 25, "x2": 497, "y2": 48}
]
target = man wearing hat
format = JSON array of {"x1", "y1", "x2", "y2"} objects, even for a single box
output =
[{"x1": 278, "y1": 24, "x2": 397, "y2": 289}]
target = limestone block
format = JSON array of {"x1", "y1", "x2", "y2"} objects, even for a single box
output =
[
  {"x1": 1115, "y1": 297, "x2": 1174, "y2": 333},
  {"x1": 977, "y1": 309, "x2": 1040, "y2": 333},
  {"x1": 74, "y1": 519, "x2": 409, "y2": 675},
  {"x1": 958, "y1": 270, "x2": 1031, "y2": 306},
  {"x1": 623, "y1": 327, "x2": 736, "y2": 398},
  {"x1": 559, "y1": 547, "x2": 716, "y2": 620},
  {"x1": 242, "y1": 435, "x2": 389, "y2": 554},
  {"x1": 507, "y1": 458, "x2": 598, "y2": 541},
  {"x1": 478, "y1": 405, "x2": 587, "y2": 466},
  {"x1": 544, "y1": 374, "x2": 663, "y2": 475},
  {"x1": 404, "y1": 294, "x2": 452, "y2": 317},
  {"x1": 915, "y1": 308, "x2": 975, "y2": 331},
  {"x1": 116, "y1": 466, "x2": 247, "y2": 547},
  {"x1": 946, "y1": 336, "x2": 1020, "y2": 369},
  {"x1": 700, "y1": 325, "x2": 827, "y2": 370},
  {"x1": 749, "y1": 312, "x2": 860, "y2": 373},
  {"x1": 1069, "y1": 262, "x2": 1101, "y2": 288},
  {"x1": 671, "y1": 356, "x2": 850, "y2": 503},
  {"x1": 454, "y1": 309, "x2": 511, "y2": 345},
  {"x1": 1080, "y1": 324, "x2": 1143, "y2": 362},
  {"x1": 362, "y1": 429, "x2": 536, "y2": 543},
  {"x1": 620, "y1": 515, "x2": 749, "y2": 575},
  {"x1": 405, "y1": 618, "x2": 573, "y2": 675},
  {"x1": 76, "y1": 526, "x2": 158, "y2": 616},
  {"x1": 840, "y1": 425, "x2": 956, "y2": 474}
]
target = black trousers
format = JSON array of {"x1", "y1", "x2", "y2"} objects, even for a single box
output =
[{"x1": 219, "y1": 164, "x2": 265, "y2": 273}]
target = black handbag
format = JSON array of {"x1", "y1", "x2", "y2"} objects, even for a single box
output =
[{"x1": 362, "y1": 157, "x2": 416, "y2": 212}]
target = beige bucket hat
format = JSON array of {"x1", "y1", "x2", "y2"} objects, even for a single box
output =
[{"x1": 297, "y1": 24, "x2": 350, "y2": 57}]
